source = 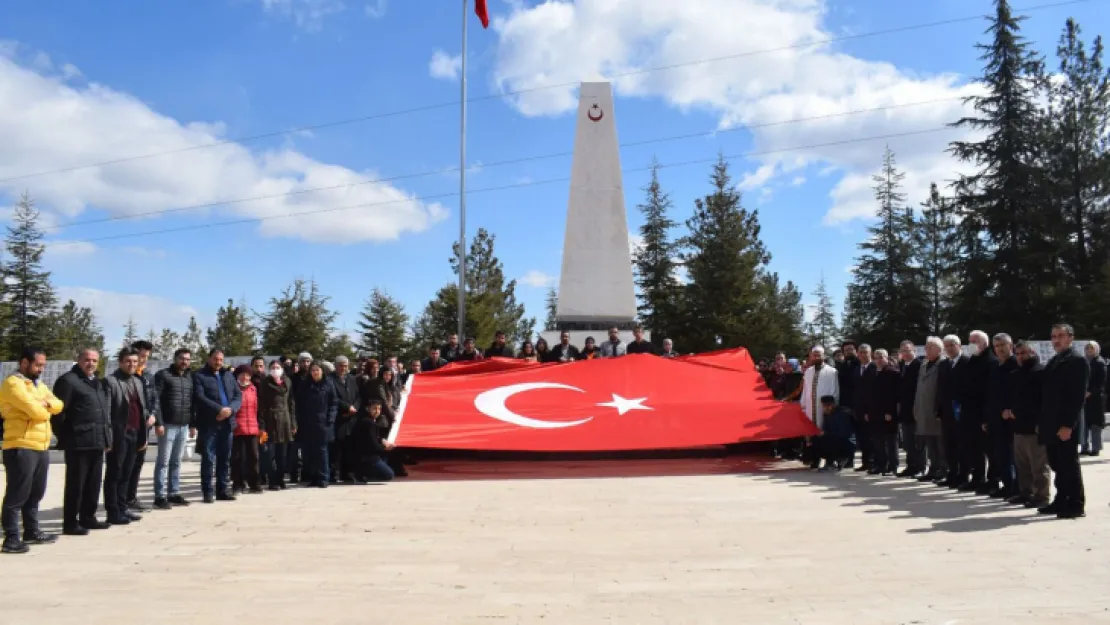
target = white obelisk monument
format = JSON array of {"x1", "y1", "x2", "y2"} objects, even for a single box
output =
[{"x1": 552, "y1": 82, "x2": 639, "y2": 336}]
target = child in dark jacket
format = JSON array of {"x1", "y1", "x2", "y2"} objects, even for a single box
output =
[
  {"x1": 349, "y1": 401, "x2": 396, "y2": 483},
  {"x1": 816, "y1": 395, "x2": 854, "y2": 471}
]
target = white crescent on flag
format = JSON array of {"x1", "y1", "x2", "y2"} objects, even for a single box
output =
[{"x1": 474, "y1": 382, "x2": 594, "y2": 429}]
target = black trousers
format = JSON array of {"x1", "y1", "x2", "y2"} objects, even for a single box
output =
[
  {"x1": 63, "y1": 449, "x2": 104, "y2": 528},
  {"x1": 1, "y1": 448, "x2": 49, "y2": 538},
  {"x1": 1046, "y1": 434, "x2": 1085, "y2": 508},
  {"x1": 126, "y1": 435, "x2": 147, "y2": 503},
  {"x1": 853, "y1": 416, "x2": 874, "y2": 466},
  {"x1": 871, "y1": 429, "x2": 899, "y2": 473},
  {"x1": 959, "y1": 419, "x2": 987, "y2": 483},
  {"x1": 941, "y1": 418, "x2": 961, "y2": 480},
  {"x1": 270, "y1": 442, "x2": 288, "y2": 487},
  {"x1": 104, "y1": 431, "x2": 137, "y2": 520},
  {"x1": 230, "y1": 435, "x2": 260, "y2": 491}
]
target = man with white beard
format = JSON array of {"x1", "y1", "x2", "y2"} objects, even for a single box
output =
[{"x1": 800, "y1": 346, "x2": 839, "y2": 469}]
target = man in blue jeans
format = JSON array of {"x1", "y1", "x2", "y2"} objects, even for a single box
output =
[
  {"x1": 192, "y1": 349, "x2": 241, "y2": 504},
  {"x1": 152, "y1": 348, "x2": 195, "y2": 509}
]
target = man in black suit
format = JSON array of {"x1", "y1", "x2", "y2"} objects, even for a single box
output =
[
  {"x1": 896, "y1": 341, "x2": 923, "y2": 477},
  {"x1": 937, "y1": 335, "x2": 968, "y2": 487},
  {"x1": 1039, "y1": 323, "x2": 1089, "y2": 519},
  {"x1": 852, "y1": 344, "x2": 876, "y2": 472},
  {"x1": 957, "y1": 331, "x2": 995, "y2": 492}
]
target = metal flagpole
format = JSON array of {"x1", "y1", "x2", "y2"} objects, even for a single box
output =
[{"x1": 456, "y1": 0, "x2": 469, "y2": 340}]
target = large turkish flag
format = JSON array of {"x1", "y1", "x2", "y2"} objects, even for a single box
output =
[{"x1": 391, "y1": 350, "x2": 817, "y2": 452}]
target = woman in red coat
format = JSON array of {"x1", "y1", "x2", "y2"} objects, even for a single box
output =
[{"x1": 230, "y1": 364, "x2": 263, "y2": 494}]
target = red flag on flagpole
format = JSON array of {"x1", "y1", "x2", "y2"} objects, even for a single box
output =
[{"x1": 475, "y1": 0, "x2": 490, "y2": 28}]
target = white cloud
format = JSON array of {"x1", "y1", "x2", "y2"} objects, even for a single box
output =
[
  {"x1": 489, "y1": 0, "x2": 982, "y2": 224},
  {"x1": 44, "y1": 239, "x2": 97, "y2": 256},
  {"x1": 56, "y1": 286, "x2": 205, "y2": 349},
  {"x1": 790, "y1": 175, "x2": 805, "y2": 186},
  {"x1": 258, "y1": 0, "x2": 346, "y2": 31},
  {"x1": 364, "y1": 0, "x2": 387, "y2": 19},
  {"x1": 429, "y1": 49, "x2": 463, "y2": 81},
  {"x1": 520, "y1": 270, "x2": 556, "y2": 288},
  {"x1": 0, "y1": 48, "x2": 447, "y2": 244}
]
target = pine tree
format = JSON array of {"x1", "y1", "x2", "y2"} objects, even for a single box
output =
[
  {"x1": 918, "y1": 183, "x2": 959, "y2": 335},
  {"x1": 47, "y1": 300, "x2": 105, "y2": 360},
  {"x1": 322, "y1": 332, "x2": 359, "y2": 362},
  {"x1": 543, "y1": 287, "x2": 558, "y2": 331},
  {"x1": 846, "y1": 147, "x2": 929, "y2": 347},
  {"x1": 405, "y1": 311, "x2": 439, "y2": 363},
  {"x1": 755, "y1": 273, "x2": 806, "y2": 356},
  {"x1": 1045, "y1": 18, "x2": 1110, "y2": 335},
  {"x1": 805, "y1": 274, "x2": 839, "y2": 352},
  {"x1": 422, "y1": 228, "x2": 534, "y2": 348},
  {"x1": 3, "y1": 192, "x2": 56, "y2": 357},
  {"x1": 258, "y1": 279, "x2": 336, "y2": 357},
  {"x1": 680, "y1": 156, "x2": 773, "y2": 353},
  {"x1": 840, "y1": 284, "x2": 871, "y2": 343},
  {"x1": 633, "y1": 159, "x2": 681, "y2": 345},
  {"x1": 181, "y1": 316, "x2": 207, "y2": 363},
  {"x1": 357, "y1": 289, "x2": 409, "y2": 359},
  {"x1": 948, "y1": 0, "x2": 1049, "y2": 337},
  {"x1": 121, "y1": 316, "x2": 139, "y2": 348},
  {"x1": 207, "y1": 298, "x2": 258, "y2": 356},
  {"x1": 155, "y1": 328, "x2": 182, "y2": 360}
]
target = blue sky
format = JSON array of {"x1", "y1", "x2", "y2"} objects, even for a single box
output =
[{"x1": 1, "y1": 0, "x2": 1107, "y2": 350}]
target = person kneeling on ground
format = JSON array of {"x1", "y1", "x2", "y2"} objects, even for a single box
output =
[
  {"x1": 349, "y1": 401, "x2": 396, "y2": 483},
  {"x1": 809, "y1": 395, "x2": 854, "y2": 472}
]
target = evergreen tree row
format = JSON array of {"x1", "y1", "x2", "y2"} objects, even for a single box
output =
[{"x1": 842, "y1": 2, "x2": 1110, "y2": 348}]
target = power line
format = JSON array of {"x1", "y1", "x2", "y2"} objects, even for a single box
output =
[
  {"x1": 0, "y1": 0, "x2": 1093, "y2": 184},
  {"x1": 45, "y1": 126, "x2": 950, "y2": 249},
  {"x1": 49, "y1": 97, "x2": 963, "y2": 232}
]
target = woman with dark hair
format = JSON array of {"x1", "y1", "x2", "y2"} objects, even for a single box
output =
[
  {"x1": 257, "y1": 359, "x2": 295, "y2": 490},
  {"x1": 580, "y1": 337, "x2": 600, "y2": 360},
  {"x1": 519, "y1": 341, "x2": 538, "y2": 362},
  {"x1": 535, "y1": 337, "x2": 551, "y2": 363},
  {"x1": 293, "y1": 362, "x2": 338, "y2": 488}
]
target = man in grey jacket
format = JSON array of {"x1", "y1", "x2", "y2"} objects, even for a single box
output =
[{"x1": 599, "y1": 327, "x2": 627, "y2": 358}]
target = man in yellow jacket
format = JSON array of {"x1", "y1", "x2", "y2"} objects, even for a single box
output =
[{"x1": 1, "y1": 347, "x2": 64, "y2": 554}]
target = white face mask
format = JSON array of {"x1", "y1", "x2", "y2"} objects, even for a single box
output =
[
  {"x1": 270, "y1": 368, "x2": 283, "y2": 379},
  {"x1": 969, "y1": 344, "x2": 981, "y2": 356}
]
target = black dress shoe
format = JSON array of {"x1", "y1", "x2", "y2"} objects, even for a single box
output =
[
  {"x1": 1057, "y1": 507, "x2": 1086, "y2": 519},
  {"x1": 126, "y1": 511, "x2": 143, "y2": 522},
  {"x1": 1007, "y1": 494, "x2": 1029, "y2": 505},
  {"x1": 248, "y1": 487, "x2": 264, "y2": 494},
  {"x1": 268, "y1": 484, "x2": 281, "y2": 492},
  {"x1": 107, "y1": 515, "x2": 131, "y2": 525},
  {"x1": 203, "y1": 494, "x2": 215, "y2": 504},
  {"x1": 1, "y1": 537, "x2": 29, "y2": 554},
  {"x1": 988, "y1": 488, "x2": 1007, "y2": 499},
  {"x1": 63, "y1": 526, "x2": 89, "y2": 537},
  {"x1": 956, "y1": 481, "x2": 978, "y2": 492},
  {"x1": 23, "y1": 531, "x2": 57, "y2": 545},
  {"x1": 1026, "y1": 499, "x2": 1049, "y2": 509},
  {"x1": 168, "y1": 495, "x2": 190, "y2": 506},
  {"x1": 127, "y1": 499, "x2": 151, "y2": 513},
  {"x1": 1038, "y1": 500, "x2": 1063, "y2": 515},
  {"x1": 153, "y1": 498, "x2": 172, "y2": 510},
  {"x1": 80, "y1": 519, "x2": 110, "y2": 530},
  {"x1": 974, "y1": 482, "x2": 996, "y2": 495},
  {"x1": 917, "y1": 473, "x2": 936, "y2": 482},
  {"x1": 216, "y1": 493, "x2": 237, "y2": 501},
  {"x1": 897, "y1": 469, "x2": 917, "y2": 478},
  {"x1": 854, "y1": 465, "x2": 871, "y2": 473}
]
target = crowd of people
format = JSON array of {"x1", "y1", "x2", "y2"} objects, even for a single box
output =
[
  {"x1": 760, "y1": 323, "x2": 1097, "y2": 521},
  {"x1": 0, "y1": 325, "x2": 678, "y2": 555}
]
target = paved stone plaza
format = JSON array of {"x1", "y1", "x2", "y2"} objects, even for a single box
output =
[{"x1": 3, "y1": 454, "x2": 1109, "y2": 624}]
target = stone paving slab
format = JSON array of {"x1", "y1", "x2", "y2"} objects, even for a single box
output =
[{"x1": 2, "y1": 455, "x2": 1109, "y2": 624}]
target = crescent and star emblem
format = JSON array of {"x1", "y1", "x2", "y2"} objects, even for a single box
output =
[
  {"x1": 474, "y1": 382, "x2": 650, "y2": 430},
  {"x1": 587, "y1": 104, "x2": 604, "y2": 122}
]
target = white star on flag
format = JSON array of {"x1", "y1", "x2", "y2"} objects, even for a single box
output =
[{"x1": 596, "y1": 394, "x2": 652, "y2": 415}]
